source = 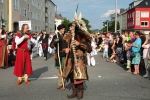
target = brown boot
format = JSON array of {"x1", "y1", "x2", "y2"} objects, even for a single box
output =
[
  {"x1": 16, "y1": 80, "x2": 22, "y2": 85},
  {"x1": 25, "y1": 80, "x2": 31, "y2": 85},
  {"x1": 67, "y1": 83, "x2": 77, "y2": 99},
  {"x1": 77, "y1": 83, "x2": 84, "y2": 99}
]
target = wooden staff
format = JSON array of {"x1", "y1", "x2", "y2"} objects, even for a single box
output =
[{"x1": 56, "y1": 33, "x2": 65, "y2": 89}]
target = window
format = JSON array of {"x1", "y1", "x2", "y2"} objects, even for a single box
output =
[
  {"x1": 0, "y1": 9, "x2": 4, "y2": 18},
  {"x1": 141, "y1": 21, "x2": 149, "y2": 27},
  {"x1": 35, "y1": 26, "x2": 37, "y2": 31},
  {"x1": 43, "y1": 17, "x2": 45, "y2": 22},
  {"x1": 39, "y1": 5, "x2": 41, "y2": 9},
  {"x1": 130, "y1": 13, "x2": 131, "y2": 18},
  {"x1": 22, "y1": 8, "x2": 27, "y2": 16},
  {"x1": 31, "y1": 12, "x2": 33, "y2": 18},
  {"x1": 132, "y1": 4, "x2": 134, "y2": 8},
  {"x1": 0, "y1": 0, "x2": 3, "y2": 3},
  {"x1": 32, "y1": 25, "x2": 34, "y2": 31},
  {"x1": 43, "y1": 7, "x2": 45, "y2": 12},
  {"x1": 132, "y1": 12, "x2": 134, "y2": 17},
  {"x1": 38, "y1": 26, "x2": 40, "y2": 31},
  {"x1": 31, "y1": 0, "x2": 34, "y2": 6},
  {"x1": 145, "y1": 2, "x2": 148, "y2": 6},
  {"x1": 23, "y1": 0, "x2": 27, "y2": 2},
  {"x1": 14, "y1": 0, "x2": 19, "y2": 10},
  {"x1": 141, "y1": 12, "x2": 149, "y2": 18},
  {"x1": 28, "y1": 4, "x2": 30, "y2": 12}
]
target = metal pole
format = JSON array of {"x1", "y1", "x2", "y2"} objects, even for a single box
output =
[
  {"x1": 107, "y1": 21, "x2": 108, "y2": 33},
  {"x1": 115, "y1": 0, "x2": 118, "y2": 32},
  {"x1": 1, "y1": 16, "x2": 2, "y2": 29}
]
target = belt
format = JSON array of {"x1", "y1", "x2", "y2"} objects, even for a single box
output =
[
  {"x1": 42, "y1": 43, "x2": 48, "y2": 50},
  {"x1": 18, "y1": 48, "x2": 29, "y2": 52},
  {"x1": 76, "y1": 56, "x2": 84, "y2": 59}
]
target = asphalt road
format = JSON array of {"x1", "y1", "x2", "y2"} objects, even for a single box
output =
[{"x1": 0, "y1": 53, "x2": 150, "y2": 100}]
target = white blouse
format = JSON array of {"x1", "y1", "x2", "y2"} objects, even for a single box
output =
[
  {"x1": 15, "y1": 36, "x2": 25, "y2": 45},
  {"x1": 0, "y1": 34, "x2": 6, "y2": 39}
]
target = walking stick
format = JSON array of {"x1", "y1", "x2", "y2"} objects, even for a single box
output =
[{"x1": 56, "y1": 33, "x2": 65, "y2": 89}]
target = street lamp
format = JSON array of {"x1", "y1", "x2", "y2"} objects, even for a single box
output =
[{"x1": 115, "y1": 0, "x2": 118, "y2": 32}]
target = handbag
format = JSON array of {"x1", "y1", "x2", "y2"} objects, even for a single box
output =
[
  {"x1": 147, "y1": 59, "x2": 150, "y2": 71},
  {"x1": 53, "y1": 54, "x2": 57, "y2": 60},
  {"x1": 90, "y1": 57, "x2": 96, "y2": 66}
]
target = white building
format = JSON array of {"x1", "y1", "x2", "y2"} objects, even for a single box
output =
[
  {"x1": 55, "y1": 14, "x2": 63, "y2": 33},
  {"x1": 0, "y1": 0, "x2": 56, "y2": 33}
]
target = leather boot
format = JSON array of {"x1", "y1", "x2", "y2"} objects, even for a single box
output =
[
  {"x1": 67, "y1": 83, "x2": 77, "y2": 99},
  {"x1": 77, "y1": 83, "x2": 84, "y2": 99}
]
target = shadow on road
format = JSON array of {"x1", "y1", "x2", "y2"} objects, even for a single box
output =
[
  {"x1": 29, "y1": 66, "x2": 48, "y2": 81},
  {"x1": 66, "y1": 81, "x2": 87, "y2": 91},
  {"x1": 47, "y1": 53, "x2": 53, "y2": 60}
]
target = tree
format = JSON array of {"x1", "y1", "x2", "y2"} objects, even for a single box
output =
[
  {"x1": 61, "y1": 17, "x2": 71, "y2": 32},
  {"x1": 81, "y1": 18, "x2": 92, "y2": 33},
  {"x1": 108, "y1": 20, "x2": 120, "y2": 32},
  {"x1": 101, "y1": 20, "x2": 120, "y2": 32},
  {"x1": 61, "y1": 17, "x2": 92, "y2": 33}
]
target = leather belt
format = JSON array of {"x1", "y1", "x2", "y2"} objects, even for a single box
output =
[
  {"x1": 76, "y1": 56, "x2": 84, "y2": 59},
  {"x1": 18, "y1": 48, "x2": 29, "y2": 52}
]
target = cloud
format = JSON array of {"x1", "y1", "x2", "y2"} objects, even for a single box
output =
[
  {"x1": 101, "y1": 9, "x2": 120, "y2": 18},
  {"x1": 57, "y1": 7, "x2": 68, "y2": 13}
]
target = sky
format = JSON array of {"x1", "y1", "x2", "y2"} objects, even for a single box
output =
[{"x1": 52, "y1": 0, "x2": 135, "y2": 30}]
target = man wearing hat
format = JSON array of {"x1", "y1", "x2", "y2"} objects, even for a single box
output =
[
  {"x1": 39, "y1": 30, "x2": 49, "y2": 60},
  {"x1": 50, "y1": 24, "x2": 69, "y2": 89}
]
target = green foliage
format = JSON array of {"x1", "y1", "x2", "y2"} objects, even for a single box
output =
[
  {"x1": 61, "y1": 17, "x2": 71, "y2": 32},
  {"x1": 101, "y1": 20, "x2": 120, "y2": 32},
  {"x1": 81, "y1": 18, "x2": 91, "y2": 32},
  {"x1": 1, "y1": 18, "x2": 7, "y2": 28},
  {"x1": 61, "y1": 17, "x2": 92, "y2": 33}
]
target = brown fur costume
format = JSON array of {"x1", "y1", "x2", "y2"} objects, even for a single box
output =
[{"x1": 63, "y1": 32, "x2": 92, "y2": 79}]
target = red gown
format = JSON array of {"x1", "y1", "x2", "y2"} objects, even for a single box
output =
[
  {"x1": 0, "y1": 39, "x2": 8, "y2": 67},
  {"x1": 14, "y1": 33, "x2": 33, "y2": 77}
]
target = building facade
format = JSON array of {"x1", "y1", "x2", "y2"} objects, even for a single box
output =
[
  {"x1": 0, "y1": 0, "x2": 56, "y2": 33},
  {"x1": 118, "y1": 10, "x2": 128, "y2": 32},
  {"x1": 55, "y1": 14, "x2": 63, "y2": 33},
  {"x1": 0, "y1": 0, "x2": 8, "y2": 29},
  {"x1": 127, "y1": 0, "x2": 150, "y2": 34}
]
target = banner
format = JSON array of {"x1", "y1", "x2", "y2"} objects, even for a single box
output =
[
  {"x1": 19, "y1": 21, "x2": 31, "y2": 30},
  {"x1": 136, "y1": 11, "x2": 140, "y2": 26}
]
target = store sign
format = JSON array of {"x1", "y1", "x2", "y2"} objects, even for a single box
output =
[{"x1": 19, "y1": 21, "x2": 31, "y2": 30}]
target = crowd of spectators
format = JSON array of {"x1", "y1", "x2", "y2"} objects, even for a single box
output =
[{"x1": 94, "y1": 31, "x2": 150, "y2": 79}]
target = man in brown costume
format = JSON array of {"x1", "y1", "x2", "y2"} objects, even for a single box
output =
[{"x1": 63, "y1": 12, "x2": 92, "y2": 99}]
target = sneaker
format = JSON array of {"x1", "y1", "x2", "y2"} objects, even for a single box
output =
[
  {"x1": 44, "y1": 57, "x2": 47, "y2": 60},
  {"x1": 106, "y1": 59, "x2": 110, "y2": 62},
  {"x1": 143, "y1": 74, "x2": 149, "y2": 78}
]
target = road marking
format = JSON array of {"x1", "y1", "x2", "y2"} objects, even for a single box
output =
[{"x1": 22, "y1": 77, "x2": 58, "y2": 80}]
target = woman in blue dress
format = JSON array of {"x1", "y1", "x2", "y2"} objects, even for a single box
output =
[{"x1": 131, "y1": 32, "x2": 141, "y2": 75}]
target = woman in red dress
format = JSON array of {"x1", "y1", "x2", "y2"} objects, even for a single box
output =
[
  {"x1": 14, "y1": 24, "x2": 33, "y2": 85},
  {"x1": 0, "y1": 29, "x2": 8, "y2": 69}
]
